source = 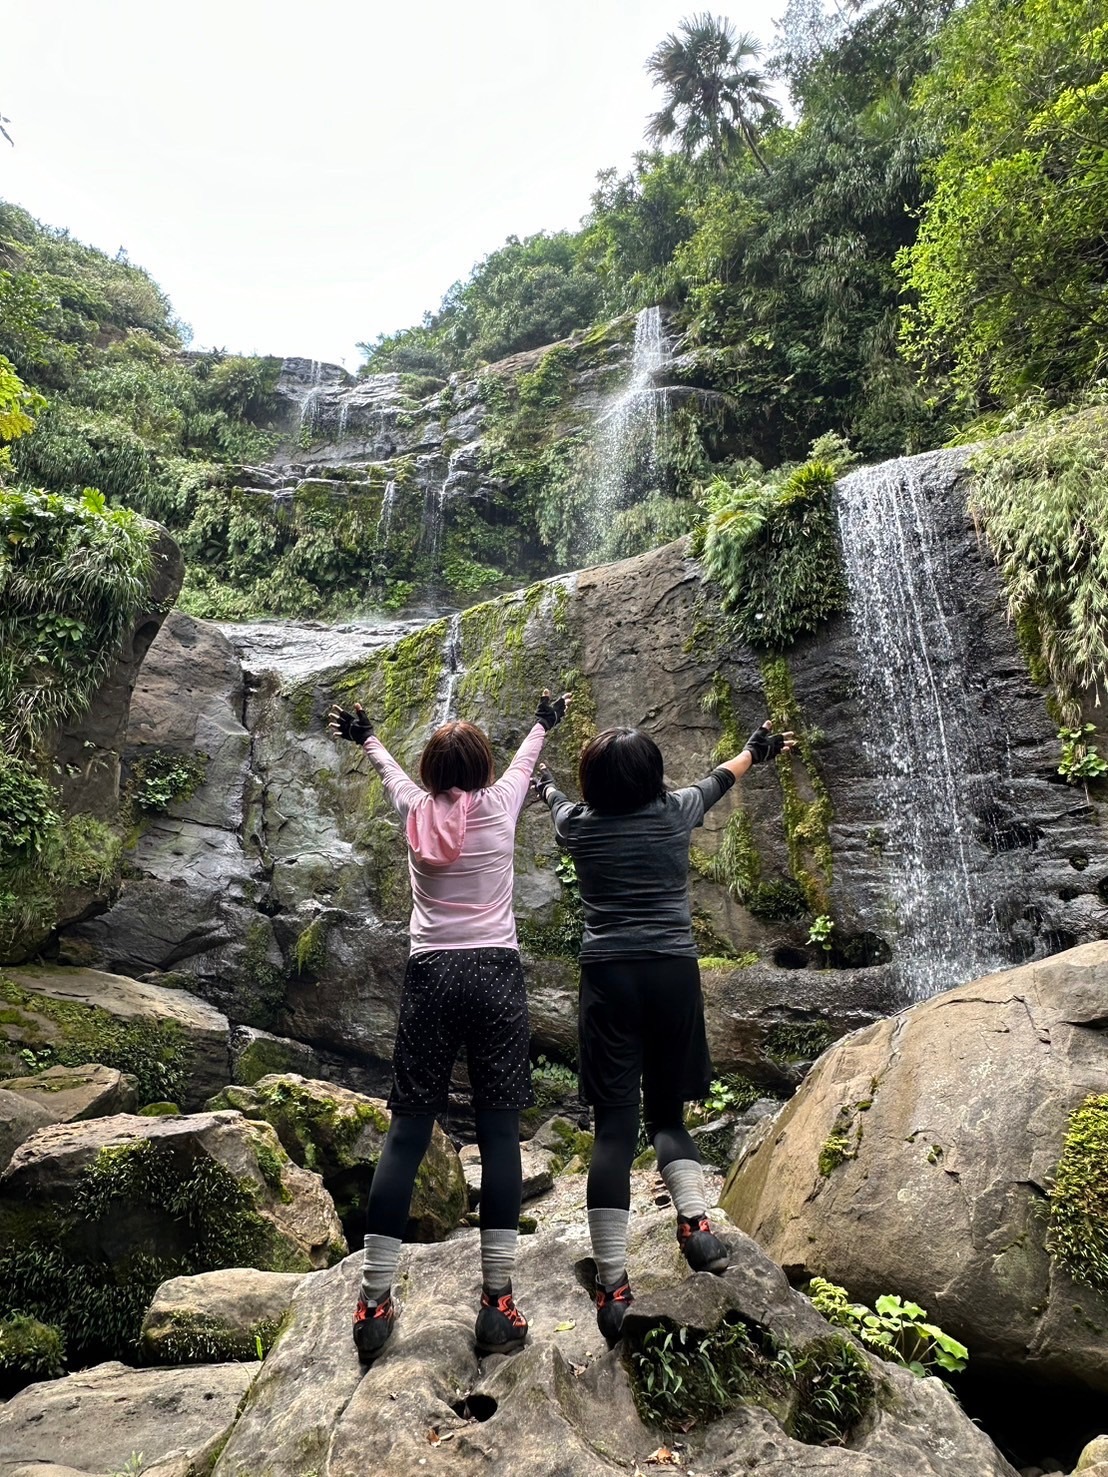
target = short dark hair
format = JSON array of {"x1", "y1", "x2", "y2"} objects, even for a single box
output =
[
  {"x1": 578, "y1": 727, "x2": 665, "y2": 814},
  {"x1": 419, "y1": 721, "x2": 494, "y2": 794}
]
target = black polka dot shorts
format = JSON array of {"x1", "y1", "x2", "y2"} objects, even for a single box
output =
[{"x1": 388, "y1": 947, "x2": 536, "y2": 1115}]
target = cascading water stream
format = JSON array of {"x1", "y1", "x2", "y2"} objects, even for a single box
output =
[
  {"x1": 433, "y1": 613, "x2": 465, "y2": 728},
  {"x1": 374, "y1": 479, "x2": 396, "y2": 552},
  {"x1": 836, "y1": 454, "x2": 1011, "y2": 998},
  {"x1": 584, "y1": 306, "x2": 671, "y2": 561},
  {"x1": 297, "y1": 360, "x2": 324, "y2": 439}
]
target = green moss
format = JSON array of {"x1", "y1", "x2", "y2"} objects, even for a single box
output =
[
  {"x1": 691, "y1": 809, "x2": 807, "y2": 921},
  {"x1": 129, "y1": 749, "x2": 208, "y2": 813},
  {"x1": 698, "y1": 952, "x2": 758, "y2": 970},
  {"x1": 759, "y1": 656, "x2": 834, "y2": 915},
  {"x1": 147, "y1": 1309, "x2": 283, "y2": 1365},
  {"x1": 294, "y1": 918, "x2": 328, "y2": 976},
  {"x1": 0, "y1": 976, "x2": 190, "y2": 1105},
  {"x1": 0, "y1": 1133, "x2": 311, "y2": 1370},
  {"x1": 1047, "y1": 1092, "x2": 1108, "y2": 1293},
  {"x1": 138, "y1": 1101, "x2": 180, "y2": 1116},
  {"x1": 0, "y1": 1314, "x2": 66, "y2": 1395},
  {"x1": 818, "y1": 1099, "x2": 871, "y2": 1176},
  {"x1": 1, "y1": 810, "x2": 124, "y2": 959},
  {"x1": 246, "y1": 1078, "x2": 387, "y2": 1177},
  {"x1": 548, "y1": 1118, "x2": 594, "y2": 1173}
]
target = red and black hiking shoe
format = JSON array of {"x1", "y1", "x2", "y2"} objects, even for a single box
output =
[
  {"x1": 676, "y1": 1214, "x2": 730, "y2": 1274},
  {"x1": 352, "y1": 1290, "x2": 395, "y2": 1365},
  {"x1": 595, "y1": 1274, "x2": 634, "y2": 1347},
  {"x1": 475, "y1": 1284, "x2": 529, "y2": 1356}
]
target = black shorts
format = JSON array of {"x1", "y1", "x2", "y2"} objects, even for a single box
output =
[
  {"x1": 388, "y1": 947, "x2": 536, "y2": 1115},
  {"x1": 578, "y1": 954, "x2": 713, "y2": 1108}
]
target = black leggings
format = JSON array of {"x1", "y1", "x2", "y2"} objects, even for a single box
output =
[
  {"x1": 365, "y1": 1108, "x2": 522, "y2": 1238},
  {"x1": 586, "y1": 1094, "x2": 701, "y2": 1211}
]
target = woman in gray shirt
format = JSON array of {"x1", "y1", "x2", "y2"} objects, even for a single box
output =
[{"x1": 532, "y1": 720, "x2": 791, "y2": 1345}]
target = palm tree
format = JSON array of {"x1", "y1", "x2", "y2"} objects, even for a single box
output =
[{"x1": 646, "y1": 14, "x2": 775, "y2": 174}]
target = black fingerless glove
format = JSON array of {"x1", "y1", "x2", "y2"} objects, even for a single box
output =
[
  {"x1": 536, "y1": 692, "x2": 568, "y2": 732},
  {"x1": 329, "y1": 704, "x2": 373, "y2": 745},
  {"x1": 744, "y1": 726, "x2": 785, "y2": 764},
  {"x1": 531, "y1": 764, "x2": 557, "y2": 804}
]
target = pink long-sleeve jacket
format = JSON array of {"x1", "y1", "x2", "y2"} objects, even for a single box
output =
[{"x1": 362, "y1": 722, "x2": 547, "y2": 955}]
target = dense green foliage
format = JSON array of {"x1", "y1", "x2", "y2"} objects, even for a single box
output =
[
  {"x1": 630, "y1": 1312, "x2": 874, "y2": 1444},
  {"x1": 968, "y1": 405, "x2": 1108, "y2": 722},
  {"x1": 0, "y1": 1313, "x2": 66, "y2": 1394},
  {"x1": 700, "y1": 434, "x2": 853, "y2": 648},
  {"x1": 1047, "y1": 1092, "x2": 1108, "y2": 1293},
  {"x1": 899, "y1": 0, "x2": 1108, "y2": 409}
]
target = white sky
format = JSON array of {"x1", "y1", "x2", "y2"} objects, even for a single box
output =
[{"x1": 1, "y1": 1, "x2": 782, "y2": 368}]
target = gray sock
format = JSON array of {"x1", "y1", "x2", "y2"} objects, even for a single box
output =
[
  {"x1": 480, "y1": 1228, "x2": 518, "y2": 1291},
  {"x1": 361, "y1": 1233, "x2": 402, "y2": 1301},
  {"x1": 659, "y1": 1158, "x2": 708, "y2": 1219},
  {"x1": 588, "y1": 1207, "x2": 630, "y2": 1288}
]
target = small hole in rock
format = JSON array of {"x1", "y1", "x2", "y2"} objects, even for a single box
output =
[
  {"x1": 773, "y1": 946, "x2": 810, "y2": 970},
  {"x1": 451, "y1": 1394, "x2": 498, "y2": 1421}
]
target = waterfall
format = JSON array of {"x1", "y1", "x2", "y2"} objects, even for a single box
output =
[
  {"x1": 374, "y1": 479, "x2": 396, "y2": 552},
  {"x1": 432, "y1": 613, "x2": 465, "y2": 728},
  {"x1": 336, "y1": 397, "x2": 350, "y2": 443},
  {"x1": 297, "y1": 360, "x2": 324, "y2": 440},
  {"x1": 584, "y1": 306, "x2": 671, "y2": 561},
  {"x1": 836, "y1": 455, "x2": 1010, "y2": 998},
  {"x1": 423, "y1": 448, "x2": 462, "y2": 560}
]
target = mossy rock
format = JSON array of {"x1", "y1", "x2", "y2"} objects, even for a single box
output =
[
  {"x1": 0, "y1": 965, "x2": 230, "y2": 1109},
  {"x1": 0, "y1": 1110, "x2": 344, "y2": 1369},
  {"x1": 141, "y1": 1267, "x2": 303, "y2": 1365},
  {"x1": 0, "y1": 1313, "x2": 65, "y2": 1395},
  {"x1": 205, "y1": 1075, "x2": 466, "y2": 1246}
]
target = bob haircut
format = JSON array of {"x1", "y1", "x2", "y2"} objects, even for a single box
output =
[
  {"x1": 578, "y1": 727, "x2": 666, "y2": 814},
  {"x1": 419, "y1": 721, "x2": 495, "y2": 795}
]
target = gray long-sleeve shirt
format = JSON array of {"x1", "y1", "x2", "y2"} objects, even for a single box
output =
[{"x1": 540, "y1": 768, "x2": 736, "y2": 959}]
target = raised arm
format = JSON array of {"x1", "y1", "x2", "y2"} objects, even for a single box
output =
[
  {"x1": 719, "y1": 720, "x2": 795, "y2": 780},
  {"x1": 492, "y1": 688, "x2": 571, "y2": 815},
  {"x1": 327, "y1": 701, "x2": 422, "y2": 818}
]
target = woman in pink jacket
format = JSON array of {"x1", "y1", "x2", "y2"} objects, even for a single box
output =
[{"x1": 328, "y1": 690, "x2": 568, "y2": 1366}]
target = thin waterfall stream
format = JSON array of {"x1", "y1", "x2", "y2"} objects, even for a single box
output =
[
  {"x1": 584, "y1": 305, "x2": 671, "y2": 561},
  {"x1": 836, "y1": 454, "x2": 1014, "y2": 998}
]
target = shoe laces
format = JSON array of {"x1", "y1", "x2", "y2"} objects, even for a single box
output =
[
  {"x1": 483, "y1": 1290, "x2": 527, "y2": 1329},
  {"x1": 677, "y1": 1215, "x2": 713, "y2": 1242},
  {"x1": 355, "y1": 1293, "x2": 392, "y2": 1324},
  {"x1": 596, "y1": 1279, "x2": 633, "y2": 1308}
]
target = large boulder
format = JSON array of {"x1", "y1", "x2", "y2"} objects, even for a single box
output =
[
  {"x1": 0, "y1": 1063, "x2": 138, "y2": 1122},
  {"x1": 722, "y1": 943, "x2": 1108, "y2": 1392},
  {"x1": 0, "y1": 963, "x2": 230, "y2": 1109},
  {"x1": 0, "y1": 1088, "x2": 54, "y2": 1172},
  {"x1": 208, "y1": 1210, "x2": 1018, "y2": 1477},
  {"x1": 0, "y1": 1110, "x2": 344, "y2": 1367},
  {"x1": 206, "y1": 1074, "x2": 466, "y2": 1244},
  {"x1": 141, "y1": 1267, "x2": 304, "y2": 1364},
  {"x1": 0, "y1": 1360, "x2": 255, "y2": 1477}
]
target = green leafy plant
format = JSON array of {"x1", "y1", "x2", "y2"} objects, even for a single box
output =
[
  {"x1": 0, "y1": 1313, "x2": 66, "y2": 1394},
  {"x1": 130, "y1": 750, "x2": 208, "y2": 813},
  {"x1": 630, "y1": 1312, "x2": 874, "y2": 1445},
  {"x1": 703, "y1": 1074, "x2": 763, "y2": 1116},
  {"x1": 806, "y1": 913, "x2": 835, "y2": 959},
  {"x1": 807, "y1": 1277, "x2": 968, "y2": 1376},
  {"x1": 1057, "y1": 725, "x2": 1108, "y2": 785}
]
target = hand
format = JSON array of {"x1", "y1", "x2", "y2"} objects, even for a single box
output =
[
  {"x1": 327, "y1": 702, "x2": 374, "y2": 745},
  {"x1": 531, "y1": 762, "x2": 557, "y2": 802},
  {"x1": 536, "y1": 688, "x2": 571, "y2": 732},
  {"x1": 743, "y1": 720, "x2": 796, "y2": 764}
]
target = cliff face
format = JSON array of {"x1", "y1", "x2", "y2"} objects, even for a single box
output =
[{"x1": 57, "y1": 444, "x2": 1108, "y2": 1090}]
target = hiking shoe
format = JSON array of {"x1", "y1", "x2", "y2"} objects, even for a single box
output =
[
  {"x1": 595, "y1": 1274, "x2": 634, "y2": 1347},
  {"x1": 352, "y1": 1290, "x2": 395, "y2": 1365},
  {"x1": 475, "y1": 1284, "x2": 529, "y2": 1356},
  {"x1": 677, "y1": 1214, "x2": 729, "y2": 1274}
]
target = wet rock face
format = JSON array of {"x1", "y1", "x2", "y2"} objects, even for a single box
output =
[
  {"x1": 721, "y1": 942, "x2": 1108, "y2": 1394},
  {"x1": 57, "y1": 448, "x2": 1108, "y2": 1097}
]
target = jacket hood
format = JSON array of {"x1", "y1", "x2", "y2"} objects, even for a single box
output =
[{"x1": 405, "y1": 788, "x2": 474, "y2": 864}]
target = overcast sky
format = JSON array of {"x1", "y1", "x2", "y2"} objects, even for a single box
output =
[{"x1": 2, "y1": 1, "x2": 782, "y2": 367}]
